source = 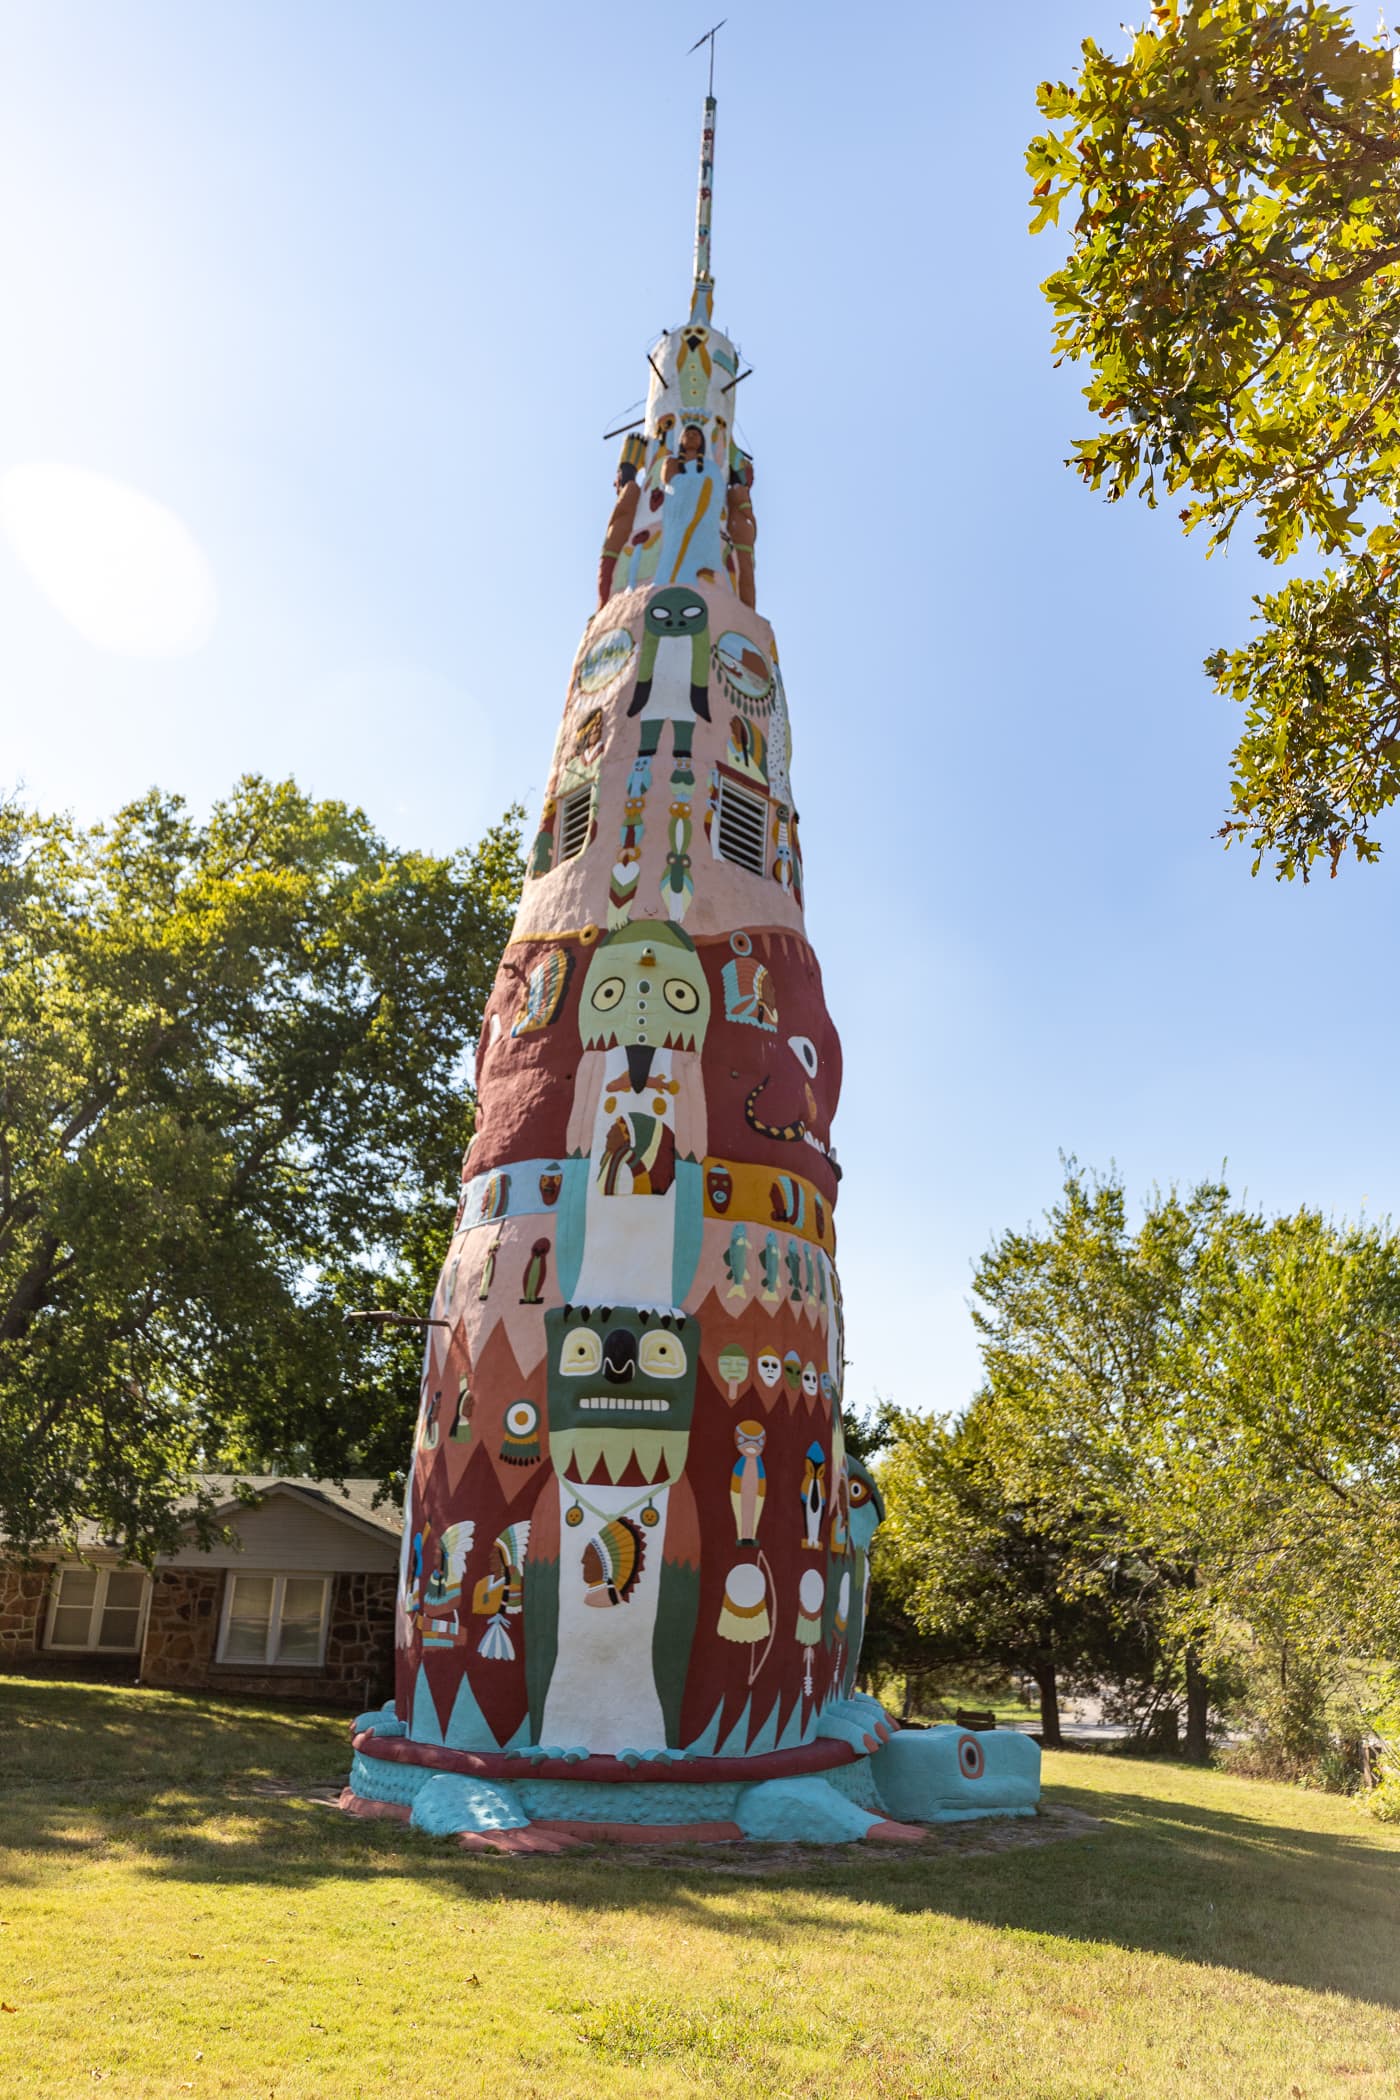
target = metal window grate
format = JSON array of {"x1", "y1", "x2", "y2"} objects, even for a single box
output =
[
  {"x1": 715, "y1": 775, "x2": 770, "y2": 876},
  {"x1": 558, "y1": 787, "x2": 592, "y2": 862}
]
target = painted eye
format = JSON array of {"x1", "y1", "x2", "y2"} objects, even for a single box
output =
[
  {"x1": 789, "y1": 1034, "x2": 818, "y2": 1076},
  {"x1": 958, "y1": 1734, "x2": 985, "y2": 1780},
  {"x1": 561, "y1": 1330, "x2": 602, "y2": 1375},
  {"x1": 592, "y1": 978, "x2": 625, "y2": 1011},
  {"x1": 505, "y1": 1400, "x2": 538, "y2": 1437},
  {"x1": 664, "y1": 979, "x2": 700, "y2": 1012},
  {"x1": 638, "y1": 1330, "x2": 687, "y2": 1378},
  {"x1": 848, "y1": 1476, "x2": 869, "y2": 1505},
  {"x1": 681, "y1": 604, "x2": 703, "y2": 621}
]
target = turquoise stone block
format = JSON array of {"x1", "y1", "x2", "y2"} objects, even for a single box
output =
[{"x1": 870, "y1": 1726, "x2": 1041, "y2": 1822}]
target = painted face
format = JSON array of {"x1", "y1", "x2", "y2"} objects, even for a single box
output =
[
  {"x1": 546, "y1": 1306, "x2": 699, "y2": 1437},
  {"x1": 783, "y1": 1351, "x2": 802, "y2": 1394},
  {"x1": 579, "y1": 918, "x2": 711, "y2": 1061},
  {"x1": 801, "y1": 1361, "x2": 819, "y2": 1398},
  {"x1": 734, "y1": 1421, "x2": 766, "y2": 1459},
  {"x1": 756, "y1": 1351, "x2": 781, "y2": 1388},
  {"x1": 706, "y1": 938, "x2": 844, "y2": 1196},
  {"x1": 643, "y1": 585, "x2": 708, "y2": 641}
]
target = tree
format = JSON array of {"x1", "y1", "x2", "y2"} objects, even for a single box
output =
[
  {"x1": 970, "y1": 1166, "x2": 1238, "y2": 1757},
  {"x1": 879, "y1": 1400, "x2": 1162, "y2": 1747},
  {"x1": 968, "y1": 1163, "x2": 1400, "y2": 1762},
  {"x1": 1177, "y1": 1203, "x2": 1400, "y2": 1761},
  {"x1": 1028, "y1": 1, "x2": 1400, "y2": 878},
  {"x1": 0, "y1": 778, "x2": 521, "y2": 1559}
]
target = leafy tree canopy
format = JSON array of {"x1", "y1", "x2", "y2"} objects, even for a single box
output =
[
  {"x1": 878, "y1": 1398, "x2": 1164, "y2": 1746},
  {"x1": 1028, "y1": 1, "x2": 1400, "y2": 877},
  {"x1": 0, "y1": 777, "x2": 521, "y2": 1559},
  {"x1": 957, "y1": 1161, "x2": 1400, "y2": 1749}
]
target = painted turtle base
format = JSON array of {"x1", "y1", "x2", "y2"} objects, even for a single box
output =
[{"x1": 341, "y1": 1706, "x2": 1041, "y2": 1845}]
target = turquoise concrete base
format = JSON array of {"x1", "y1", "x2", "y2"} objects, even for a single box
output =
[
  {"x1": 733, "y1": 1775, "x2": 879, "y2": 1843},
  {"x1": 409, "y1": 1773, "x2": 529, "y2": 1836},
  {"x1": 353, "y1": 1700, "x2": 405, "y2": 1738},
  {"x1": 870, "y1": 1725, "x2": 1041, "y2": 1822},
  {"x1": 345, "y1": 1712, "x2": 1041, "y2": 1840},
  {"x1": 349, "y1": 1748, "x2": 430, "y2": 1807},
  {"x1": 814, "y1": 1693, "x2": 893, "y2": 1753},
  {"x1": 516, "y1": 1778, "x2": 740, "y2": 1824}
]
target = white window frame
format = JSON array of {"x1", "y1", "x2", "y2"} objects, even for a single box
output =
[
  {"x1": 44, "y1": 1563, "x2": 152, "y2": 1654},
  {"x1": 215, "y1": 1572, "x2": 333, "y2": 1669},
  {"x1": 557, "y1": 786, "x2": 593, "y2": 863},
  {"x1": 713, "y1": 773, "x2": 771, "y2": 876}
]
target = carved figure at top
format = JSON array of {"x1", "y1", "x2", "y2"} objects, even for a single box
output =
[{"x1": 656, "y1": 423, "x2": 727, "y2": 590}]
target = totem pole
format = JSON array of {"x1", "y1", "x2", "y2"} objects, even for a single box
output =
[{"x1": 343, "y1": 79, "x2": 1040, "y2": 1846}]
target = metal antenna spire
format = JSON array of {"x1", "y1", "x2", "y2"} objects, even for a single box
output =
[
  {"x1": 688, "y1": 17, "x2": 726, "y2": 95},
  {"x1": 686, "y1": 22, "x2": 725, "y2": 322}
]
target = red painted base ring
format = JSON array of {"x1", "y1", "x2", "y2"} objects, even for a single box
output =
[{"x1": 351, "y1": 1729, "x2": 859, "y2": 1784}]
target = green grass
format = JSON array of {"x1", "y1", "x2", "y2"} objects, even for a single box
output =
[{"x1": 2, "y1": 1675, "x2": 1399, "y2": 2098}]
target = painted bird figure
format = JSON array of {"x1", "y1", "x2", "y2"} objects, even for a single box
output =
[{"x1": 800, "y1": 1443, "x2": 827, "y2": 1550}]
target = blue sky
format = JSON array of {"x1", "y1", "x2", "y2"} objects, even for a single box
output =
[{"x1": 3, "y1": 1, "x2": 1393, "y2": 1420}]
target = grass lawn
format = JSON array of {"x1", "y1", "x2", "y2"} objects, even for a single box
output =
[{"x1": 1, "y1": 1676, "x2": 1398, "y2": 2099}]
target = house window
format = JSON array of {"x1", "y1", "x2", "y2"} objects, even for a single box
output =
[
  {"x1": 714, "y1": 774, "x2": 770, "y2": 876},
  {"x1": 45, "y1": 1566, "x2": 150, "y2": 1653},
  {"x1": 557, "y1": 787, "x2": 592, "y2": 863},
  {"x1": 216, "y1": 1573, "x2": 332, "y2": 1668}
]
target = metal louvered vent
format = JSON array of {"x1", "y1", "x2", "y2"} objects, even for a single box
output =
[
  {"x1": 715, "y1": 776, "x2": 770, "y2": 876},
  {"x1": 558, "y1": 787, "x2": 592, "y2": 862}
]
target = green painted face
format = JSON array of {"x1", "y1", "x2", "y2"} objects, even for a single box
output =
[
  {"x1": 643, "y1": 586, "x2": 708, "y2": 640},
  {"x1": 544, "y1": 1304, "x2": 698, "y2": 1495},
  {"x1": 545, "y1": 1305, "x2": 699, "y2": 1438},
  {"x1": 579, "y1": 918, "x2": 711, "y2": 1057}
]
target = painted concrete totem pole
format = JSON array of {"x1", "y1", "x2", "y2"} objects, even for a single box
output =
[{"x1": 344, "y1": 87, "x2": 1040, "y2": 1847}]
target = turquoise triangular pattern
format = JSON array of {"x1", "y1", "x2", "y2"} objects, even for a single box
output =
[
  {"x1": 444, "y1": 1673, "x2": 499, "y2": 1751},
  {"x1": 500, "y1": 1712, "x2": 533, "y2": 1752},
  {"x1": 682, "y1": 1700, "x2": 724, "y2": 1757},
  {"x1": 716, "y1": 1697, "x2": 752, "y2": 1761},
  {"x1": 775, "y1": 1697, "x2": 805, "y2": 1752},
  {"x1": 411, "y1": 1664, "x2": 443, "y2": 1745},
  {"x1": 746, "y1": 1696, "x2": 782, "y2": 1755}
]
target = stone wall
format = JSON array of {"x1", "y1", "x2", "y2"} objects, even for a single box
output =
[
  {"x1": 140, "y1": 1567, "x2": 221, "y2": 1686},
  {"x1": 0, "y1": 1561, "x2": 50, "y2": 1657},
  {"x1": 321, "y1": 1571, "x2": 395, "y2": 1706},
  {"x1": 140, "y1": 1567, "x2": 395, "y2": 1709}
]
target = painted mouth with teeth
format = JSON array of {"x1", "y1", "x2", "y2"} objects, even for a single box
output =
[
  {"x1": 576, "y1": 1395, "x2": 672, "y2": 1412},
  {"x1": 586, "y1": 1026, "x2": 702, "y2": 1054}
]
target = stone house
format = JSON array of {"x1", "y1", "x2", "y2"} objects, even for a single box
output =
[{"x1": 0, "y1": 1477, "x2": 399, "y2": 1708}]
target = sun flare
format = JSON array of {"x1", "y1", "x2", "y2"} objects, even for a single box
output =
[{"x1": 0, "y1": 462, "x2": 216, "y2": 656}]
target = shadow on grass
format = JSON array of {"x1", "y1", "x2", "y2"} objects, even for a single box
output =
[{"x1": 3, "y1": 1678, "x2": 1397, "y2": 2011}]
